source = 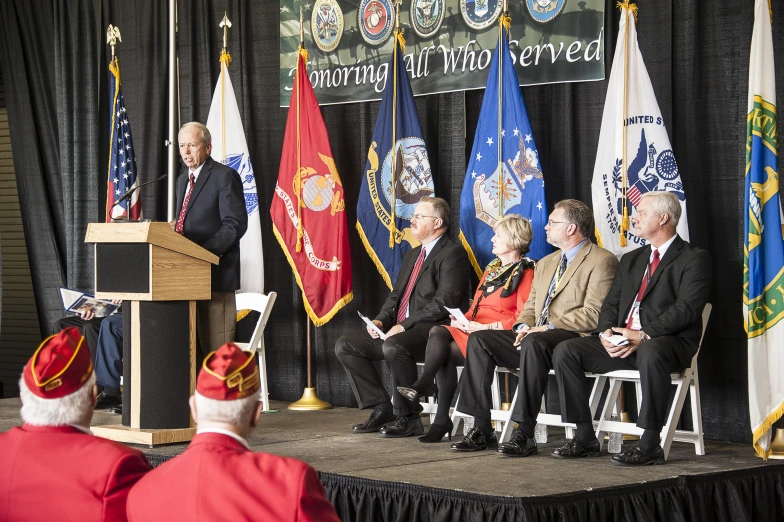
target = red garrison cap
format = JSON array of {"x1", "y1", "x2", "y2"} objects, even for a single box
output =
[
  {"x1": 23, "y1": 327, "x2": 93, "y2": 399},
  {"x1": 197, "y1": 342, "x2": 260, "y2": 400}
]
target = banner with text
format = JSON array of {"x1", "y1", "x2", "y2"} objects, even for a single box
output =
[{"x1": 280, "y1": 0, "x2": 605, "y2": 106}]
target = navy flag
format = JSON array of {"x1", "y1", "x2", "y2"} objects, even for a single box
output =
[
  {"x1": 458, "y1": 17, "x2": 548, "y2": 276},
  {"x1": 356, "y1": 32, "x2": 434, "y2": 288},
  {"x1": 106, "y1": 57, "x2": 140, "y2": 221}
]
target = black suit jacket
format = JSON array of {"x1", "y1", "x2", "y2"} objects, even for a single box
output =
[
  {"x1": 175, "y1": 157, "x2": 248, "y2": 292},
  {"x1": 597, "y1": 235, "x2": 712, "y2": 362},
  {"x1": 374, "y1": 235, "x2": 471, "y2": 331}
]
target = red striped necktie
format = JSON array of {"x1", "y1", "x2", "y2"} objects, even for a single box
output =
[
  {"x1": 396, "y1": 247, "x2": 427, "y2": 325},
  {"x1": 626, "y1": 249, "x2": 660, "y2": 329},
  {"x1": 175, "y1": 173, "x2": 195, "y2": 235}
]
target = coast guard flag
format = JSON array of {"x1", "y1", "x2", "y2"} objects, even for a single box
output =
[
  {"x1": 459, "y1": 20, "x2": 548, "y2": 275},
  {"x1": 745, "y1": 0, "x2": 784, "y2": 459},
  {"x1": 356, "y1": 34, "x2": 434, "y2": 288},
  {"x1": 106, "y1": 57, "x2": 140, "y2": 221},
  {"x1": 207, "y1": 51, "x2": 264, "y2": 293},
  {"x1": 590, "y1": 4, "x2": 689, "y2": 257},
  {"x1": 271, "y1": 47, "x2": 352, "y2": 325}
]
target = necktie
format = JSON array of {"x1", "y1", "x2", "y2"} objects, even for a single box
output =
[
  {"x1": 626, "y1": 249, "x2": 660, "y2": 328},
  {"x1": 536, "y1": 254, "x2": 568, "y2": 327},
  {"x1": 175, "y1": 173, "x2": 196, "y2": 235},
  {"x1": 396, "y1": 247, "x2": 427, "y2": 325}
]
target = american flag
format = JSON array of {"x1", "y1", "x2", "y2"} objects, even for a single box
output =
[{"x1": 106, "y1": 58, "x2": 140, "y2": 221}]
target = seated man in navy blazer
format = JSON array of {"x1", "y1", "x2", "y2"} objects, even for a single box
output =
[
  {"x1": 335, "y1": 197, "x2": 471, "y2": 438},
  {"x1": 551, "y1": 191, "x2": 712, "y2": 465},
  {"x1": 176, "y1": 122, "x2": 248, "y2": 357}
]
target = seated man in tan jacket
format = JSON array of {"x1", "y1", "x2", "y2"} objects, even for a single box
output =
[{"x1": 451, "y1": 200, "x2": 618, "y2": 455}]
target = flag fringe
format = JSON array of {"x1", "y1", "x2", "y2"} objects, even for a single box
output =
[
  {"x1": 298, "y1": 46, "x2": 309, "y2": 63},
  {"x1": 236, "y1": 309, "x2": 251, "y2": 322},
  {"x1": 272, "y1": 223, "x2": 353, "y2": 326},
  {"x1": 219, "y1": 49, "x2": 232, "y2": 66},
  {"x1": 356, "y1": 221, "x2": 393, "y2": 290},
  {"x1": 752, "y1": 399, "x2": 784, "y2": 459},
  {"x1": 616, "y1": 0, "x2": 638, "y2": 22},
  {"x1": 594, "y1": 226, "x2": 605, "y2": 249},
  {"x1": 459, "y1": 230, "x2": 484, "y2": 278}
]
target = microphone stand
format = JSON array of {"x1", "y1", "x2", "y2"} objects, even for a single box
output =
[{"x1": 110, "y1": 173, "x2": 169, "y2": 222}]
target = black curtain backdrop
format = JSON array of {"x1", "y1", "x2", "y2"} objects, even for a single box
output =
[{"x1": 1, "y1": 0, "x2": 782, "y2": 444}]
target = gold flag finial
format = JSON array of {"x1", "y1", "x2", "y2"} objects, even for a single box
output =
[
  {"x1": 220, "y1": 12, "x2": 232, "y2": 53},
  {"x1": 394, "y1": 0, "x2": 402, "y2": 31},
  {"x1": 300, "y1": 6, "x2": 304, "y2": 47},
  {"x1": 106, "y1": 25, "x2": 122, "y2": 61}
]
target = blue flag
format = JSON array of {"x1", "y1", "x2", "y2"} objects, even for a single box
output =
[
  {"x1": 459, "y1": 24, "x2": 548, "y2": 276},
  {"x1": 357, "y1": 36, "x2": 434, "y2": 288}
]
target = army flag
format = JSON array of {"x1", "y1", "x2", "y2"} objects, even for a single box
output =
[
  {"x1": 207, "y1": 51, "x2": 264, "y2": 293},
  {"x1": 745, "y1": 0, "x2": 784, "y2": 459},
  {"x1": 271, "y1": 47, "x2": 352, "y2": 325},
  {"x1": 356, "y1": 33, "x2": 434, "y2": 288},
  {"x1": 106, "y1": 56, "x2": 141, "y2": 221},
  {"x1": 590, "y1": 3, "x2": 689, "y2": 257},
  {"x1": 458, "y1": 17, "x2": 548, "y2": 276}
]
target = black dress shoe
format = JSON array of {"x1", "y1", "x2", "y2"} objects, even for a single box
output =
[
  {"x1": 379, "y1": 415, "x2": 425, "y2": 438},
  {"x1": 95, "y1": 392, "x2": 121, "y2": 410},
  {"x1": 109, "y1": 404, "x2": 122, "y2": 415},
  {"x1": 611, "y1": 444, "x2": 665, "y2": 466},
  {"x1": 418, "y1": 419, "x2": 453, "y2": 443},
  {"x1": 450, "y1": 426, "x2": 498, "y2": 452},
  {"x1": 352, "y1": 408, "x2": 396, "y2": 433},
  {"x1": 397, "y1": 375, "x2": 437, "y2": 403},
  {"x1": 551, "y1": 436, "x2": 601, "y2": 458},
  {"x1": 499, "y1": 430, "x2": 537, "y2": 457}
]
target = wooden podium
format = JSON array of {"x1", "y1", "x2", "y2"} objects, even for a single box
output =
[{"x1": 84, "y1": 222, "x2": 218, "y2": 446}]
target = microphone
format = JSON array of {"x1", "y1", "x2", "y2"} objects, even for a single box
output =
[{"x1": 110, "y1": 173, "x2": 169, "y2": 220}]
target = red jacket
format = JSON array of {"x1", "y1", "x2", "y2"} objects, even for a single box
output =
[
  {"x1": 126, "y1": 432, "x2": 340, "y2": 522},
  {"x1": 0, "y1": 424, "x2": 150, "y2": 522}
]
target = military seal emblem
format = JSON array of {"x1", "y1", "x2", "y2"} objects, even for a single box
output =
[
  {"x1": 410, "y1": 0, "x2": 444, "y2": 39},
  {"x1": 526, "y1": 0, "x2": 567, "y2": 23},
  {"x1": 311, "y1": 0, "x2": 344, "y2": 52},
  {"x1": 358, "y1": 0, "x2": 395, "y2": 46},
  {"x1": 460, "y1": 0, "x2": 502, "y2": 31}
]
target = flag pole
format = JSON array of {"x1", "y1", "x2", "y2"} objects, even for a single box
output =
[
  {"x1": 219, "y1": 13, "x2": 232, "y2": 164},
  {"x1": 289, "y1": 5, "x2": 333, "y2": 412},
  {"x1": 388, "y1": 0, "x2": 403, "y2": 248}
]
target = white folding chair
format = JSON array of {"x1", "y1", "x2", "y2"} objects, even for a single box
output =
[
  {"x1": 417, "y1": 363, "x2": 463, "y2": 424},
  {"x1": 594, "y1": 303, "x2": 712, "y2": 460},
  {"x1": 450, "y1": 367, "x2": 511, "y2": 438},
  {"x1": 234, "y1": 292, "x2": 277, "y2": 412}
]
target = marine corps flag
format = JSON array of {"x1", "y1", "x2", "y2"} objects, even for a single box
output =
[
  {"x1": 207, "y1": 49, "x2": 264, "y2": 293},
  {"x1": 356, "y1": 31, "x2": 434, "y2": 288},
  {"x1": 458, "y1": 15, "x2": 548, "y2": 276},
  {"x1": 590, "y1": 2, "x2": 689, "y2": 257},
  {"x1": 745, "y1": 0, "x2": 784, "y2": 459},
  {"x1": 271, "y1": 46, "x2": 352, "y2": 325}
]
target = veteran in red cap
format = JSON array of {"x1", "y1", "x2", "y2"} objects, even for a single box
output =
[
  {"x1": 126, "y1": 342, "x2": 340, "y2": 522},
  {"x1": 0, "y1": 327, "x2": 150, "y2": 522}
]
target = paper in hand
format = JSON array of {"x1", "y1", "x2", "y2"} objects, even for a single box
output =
[
  {"x1": 358, "y1": 312, "x2": 386, "y2": 340},
  {"x1": 444, "y1": 307, "x2": 470, "y2": 328},
  {"x1": 600, "y1": 332, "x2": 629, "y2": 346}
]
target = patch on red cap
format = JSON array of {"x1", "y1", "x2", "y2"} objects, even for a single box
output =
[
  {"x1": 23, "y1": 327, "x2": 93, "y2": 399},
  {"x1": 197, "y1": 342, "x2": 260, "y2": 400}
]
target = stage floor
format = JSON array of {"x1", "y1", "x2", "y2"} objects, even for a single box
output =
[{"x1": 1, "y1": 398, "x2": 781, "y2": 498}]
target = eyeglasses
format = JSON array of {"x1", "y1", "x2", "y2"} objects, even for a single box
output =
[
  {"x1": 547, "y1": 220, "x2": 571, "y2": 226},
  {"x1": 411, "y1": 214, "x2": 438, "y2": 221}
]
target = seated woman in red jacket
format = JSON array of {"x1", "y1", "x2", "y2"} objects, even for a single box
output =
[{"x1": 397, "y1": 214, "x2": 535, "y2": 443}]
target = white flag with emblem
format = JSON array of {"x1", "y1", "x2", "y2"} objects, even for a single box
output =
[
  {"x1": 207, "y1": 54, "x2": 264, "y2": 293},
  {"x1": 591, "y1": 4, "x2": 689, "y2": 257}
]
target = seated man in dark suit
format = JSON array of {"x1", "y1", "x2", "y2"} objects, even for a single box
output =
[
  {"x1": 552, "y1": 191, "x2": 712, "y2": 465},
  {"x1": 451, "y1": 199, "x2": 618, "y2": 454},
  {"x1": 335, "y1": 197, "x2": 471, "y2": 438},
  {"x1": 176, "y1": 122, "x2": 248, "y2": 357},
  {"x1": 93, "y1": 312, "x2": 124, "y2": 412},
  {"x1": 52, "y1": 310, "x2": 103, "y2": 362}
]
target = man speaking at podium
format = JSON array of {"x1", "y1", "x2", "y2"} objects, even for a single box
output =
[{"x1": 176, "y1": 122, "x2": 248, "y2": 357}]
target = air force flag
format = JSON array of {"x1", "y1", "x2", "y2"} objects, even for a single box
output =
[
  {"x1": 356, "y1": 35, "x2": 434, "y2": 288},
  {"x1": 207, "y1": 51, "x2": 264, "y2": 293},
  {"x1": 590, "y1": 4, "x2": 689, "y2": 257},
  {"x1": 745, "y1": 0, "x2": 784, "y2": 459},
  {"x1": 459, "y1": 21, "x2": 548, "y2": 276}
]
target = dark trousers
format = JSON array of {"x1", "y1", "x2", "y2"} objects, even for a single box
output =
[
  {"x1": 456, "y1": 329, "x2": 579, "y2": 426},
  {"x1": 552, "y1": 335, "x2": 696, "y2": 430},
  {"x1": 196, "y1": 291, "x2": 236, "y2": 360},
  {"x1": 95, "y1": 313, "x2": 123, "y2": 396},
  {"x1": 335, "y1": 325, "x2": 431, "y2": 416},
  {"x1": 53, "y1": 316, "x2": 103, "y2": 362}
]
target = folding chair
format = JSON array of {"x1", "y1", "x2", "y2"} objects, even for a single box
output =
[
  {"x1": 594, "y1": 303, "x2": 712, "y2": 459},
  {"x1": 234, "y1": 292, "x2": 277, "y2": 412}
]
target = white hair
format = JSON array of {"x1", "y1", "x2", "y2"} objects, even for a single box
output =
[
  {"x1": 179, "y1": 121, "x2": 212, "y2": 145},
  {"x1": 640, "y1": 191, "x2": 681, "y2": 227},
  {"x1": 194, "y1": 390, "x2": 260, "y2": 426},
  {"x1": 19, "y1": 372, "x2": 95, "y2": 427}
]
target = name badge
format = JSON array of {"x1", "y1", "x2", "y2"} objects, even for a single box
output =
[{"x1": 630, "y1": 302, "x2": 642, "y2": 331}]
